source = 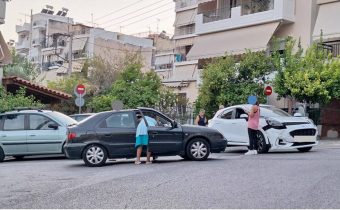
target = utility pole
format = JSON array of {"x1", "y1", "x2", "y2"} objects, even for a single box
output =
[
  {"x1": 28, "y1": 9, "x2": 33, "y2": 59},
  {"x1": 67, "y1": 17, "x2": 72, "y2": 76}
]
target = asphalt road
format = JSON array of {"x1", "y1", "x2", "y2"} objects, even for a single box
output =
[{"x1": 1, "y1": 143, "x2": 340, "y2": 209}]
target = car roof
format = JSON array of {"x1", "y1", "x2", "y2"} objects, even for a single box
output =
[
  {"x1": 0, "y1": 109, "x2": 53, "y2": 115},
  {"x1": 70, "y1": 113, "x2": 95, "y2": 116}
]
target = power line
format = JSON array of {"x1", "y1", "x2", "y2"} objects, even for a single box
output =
[
  {"x1": 100, "y1": 0, "x2": 169, "y2": 26},
  {"x1": 121, "y1": 7, "x2": 174, "y2": 28},
  {"x1": 103, "y1": 1, "x2": 172, "y2": 29},
  {"x1": 94, "y1": 0, "x2": 144, "y2": 22}
]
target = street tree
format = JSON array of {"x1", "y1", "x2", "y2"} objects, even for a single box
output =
[{"x1": 196, "y1": 51, "x2": 274, "y2": 117}]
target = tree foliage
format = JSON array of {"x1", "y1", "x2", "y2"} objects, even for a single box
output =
[
  {"x1": 273, "y1": 38, "x2": 340, "y2": 104},
  {"x1": 196, "y1": 51, "x2": 274, "y2": 117},
  {"x1": 0, "y1": 87, "x2": 43, "y2": 112},
  {"x1": 3, "y1": 50, "x2": 39, "y2": 81}
]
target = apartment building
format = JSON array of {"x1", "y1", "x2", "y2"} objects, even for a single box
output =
[
  {"x1": 15, "y1": 6, "x2": 154, "y2": 84},
  {"x1": 0, "y1": 0, "x2": 11, "y2": 81},
  {"x1": 170, "y1": 0, "x2": 340, "y2": 105}
]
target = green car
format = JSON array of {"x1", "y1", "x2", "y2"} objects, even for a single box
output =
[{"x1": 0, "y1": 109, "x2": 78, "y2": 162}]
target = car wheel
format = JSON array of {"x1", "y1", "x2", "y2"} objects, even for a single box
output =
[
  {"x1": 257, "y1": 131, "x2": 269, "y2": 154},
  {"x1": 0, "y1": 147, "x2": 5, "y2": 162},
  {"x1": 186, "y1": 138, "x2": 210, "y2": 161},
  {"x1": 179, "y1": 154, "x2": 189, "y2": 160},
  {"x1": 13, "y1": 156, "x2": 25, "y2": 160},
  {"x1": 82, "y1": 145, "x2": 108, "y2": 167},
  {"x1": 297, "y1": 147, "x2": 312, "y2": 152}
]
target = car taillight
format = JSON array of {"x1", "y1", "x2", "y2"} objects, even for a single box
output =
[{"x1": 68, "y1": 132, "x2": 77, "y2": 141}]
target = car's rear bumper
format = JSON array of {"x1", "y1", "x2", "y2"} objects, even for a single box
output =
[
  {"x1": 211, "y1": 139, "x2": 228, "y2": 153},
  {"x1": 64, "y1": 143, "x2": 86, "y2": 159}
]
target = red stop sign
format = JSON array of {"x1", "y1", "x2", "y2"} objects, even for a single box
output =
[
  {"x1": 264, "y1": 86, "x2": 272, "y2": 96},
  {"x1": 76, "y1": 84, "x2": 86, "y2": 95}
]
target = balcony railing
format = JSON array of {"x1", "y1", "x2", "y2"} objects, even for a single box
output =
[
  {"x1": 176, "y1": 0, "x2": 197, "y2": 9},
  {"x1": 202, "y1": 7, "x2": 231, "y2": 23},
  {"x1": 175, "y1": 25, "x2": 195, "y2": 36},
  {"x1": 321, "y1": 42, "x2": 340, "y2": 57},
  {"x1": 201, "y1": 0, "x2": 274, "y2": 23}
]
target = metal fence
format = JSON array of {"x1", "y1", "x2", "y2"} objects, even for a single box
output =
[{"x1": 157, "y1": 106, "x2": 195, "y2": 125}]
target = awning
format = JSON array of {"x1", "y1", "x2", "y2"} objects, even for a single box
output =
[
  {"x1": 175, "y1": 37, "x2": 195, "y2": 47},
  {"x1": 155, "y1": 55, "x2": 173, "y2": 65},
  {"x1": 0, "y1": 31, "x2": 12, "y2": 66},
  {"x1": 313, "y1": 1, "x2": 340, "y2": 40},
  {"x1": 198, "y1": 0, "x2": 215, "y2": 4},
  {"x1": 174, "y1": 9, "x2": 196, "y2": 27},
  {"x1": 72, "y1": 37, "x2": 88, "y2": 51},
  {"x1": 163, "y1": 81, "x2": 190, "y2": 88},
  {"x1": 187, "y1": 22, "x2": 280, "y2": 60}
]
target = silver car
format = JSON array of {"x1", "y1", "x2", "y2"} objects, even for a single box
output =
[{"x1": 0, "y1": 109, "x2": 78, "y2": 162}]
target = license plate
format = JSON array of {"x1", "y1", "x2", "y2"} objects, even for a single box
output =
[{"x1": 294, "y1": 136, "x2": 316, "y2": 142}]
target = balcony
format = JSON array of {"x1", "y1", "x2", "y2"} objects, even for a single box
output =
[
  {"x1": 174, "y1": 25, "x2": 196, "y2": 39},
  {"x1": 196, "y1": 0, "x2": 295, "y2": 35},
  {"x1": 33, "y1": 21, "x2": 47, "y2": 29},
  {"x1": 321, "y1": 42, "x2": 340, "y2": 57},
  {"x1": 176, "y1": 0, "x2": 197, "y2": 11},
  {"x1": 16, "y1": 23, "x2": 30, "y2": 33},
  {"x1": 15, "y1": 41, "x2": 30, "y2": 51}
]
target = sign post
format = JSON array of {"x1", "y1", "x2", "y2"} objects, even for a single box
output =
[
  {"x1": 74, "y1": 84, "x2": 86, "y2": 114},
  {"x1": 264, "y1": 86, "x2": 273, "y2": 105}
]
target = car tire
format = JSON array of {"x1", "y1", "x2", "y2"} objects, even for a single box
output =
[
  {"x1": 297, "y1": 147, "x2": 313, "y2": 152},
  {"x1": 82, "y1": 144, "x2": 108, "y2": 167},
  {"x1": 0, "y1": 147, "x2": 5, "y2": 162},
  {"x1": 13, "y1": 156, "x2": 25, "y2": 160},
  {"x1": 257, "y1": 131, "x2": 269, "y2": 154},
  {"x1": 179, "y1": 154, "x2": 189, "y2": 160},
  {"x1": 186, "y1": 138, "x2": 210, "y2": 161}
]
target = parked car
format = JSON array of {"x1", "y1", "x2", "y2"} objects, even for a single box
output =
[
  {"x1": 64, "y1": 108, "x2": 227, "y2": 167},
  {"x1": 0, "y1": 108, "x2": 78, "y2": 162},
  {"x1": 69, "y1": 113, "x2": 95, "y2": 122},
  {"x1": 208, "y1": 104, "x2": 318, "y2": 153}
]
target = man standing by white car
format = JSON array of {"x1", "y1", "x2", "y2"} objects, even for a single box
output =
[{"x1": 245, "y1": 101, "x2": 260, "y2": 155}]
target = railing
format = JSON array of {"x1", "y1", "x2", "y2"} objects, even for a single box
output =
[
  {"x1": 202, "y1": 7, "x2": 231, "y2": 23},
  {"x1": 321, "y1": 42, "x2": 340, "y2": 57},
  {"x1": 241, "y1": 0, "x2": 274, "y2": 16},
  {"x1": 201, "y1": 0, "x2": 274, "y2": 23},
  {"x1": 176, "y1": 0, "x2": 197, "y2": 10},
  {"x1": 175, "y1": 25, "x2": 195, "y2": 36},
  {"x1": 155, "y1": 63, "x2": 173, "y2": 71}
]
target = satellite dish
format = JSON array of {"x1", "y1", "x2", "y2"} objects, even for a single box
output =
[{"x1": 111, "y1": 100, "x2": 124, "y2": 111}]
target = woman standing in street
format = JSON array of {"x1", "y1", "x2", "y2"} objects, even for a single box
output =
[
  {"x1": 195, "y1": 109, "x2": 208, "y2": 126},
  {"x1": 245, "y1": 101, "x2": 260, "y2": 155}
]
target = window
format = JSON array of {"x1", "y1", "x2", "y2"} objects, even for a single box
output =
[
  {"x1": 3, "y1": 115, "x2": 25, "y2": 131},
  {"x1": 219, "y1": 110, "x2": 233, "y2": 120},
  {"x1": 29, "y1": 115, "x2": 56, "y2": 130},
  {"x1": 103, "y1": 112, "x2": 135, "y2": 128},
  {"x1": 235, "y1": 108, "x2": 247, "y2": 119},
  {"x1": 142, "y1": 111, "x2": 172, "y2": 127}
]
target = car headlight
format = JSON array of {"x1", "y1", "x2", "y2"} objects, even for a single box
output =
[{"x1": 266, "y1": 118, "x2": 285, "y2": 128}]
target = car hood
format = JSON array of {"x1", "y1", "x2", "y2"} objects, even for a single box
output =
[
  {"x1": 181, "y1": 124, "x2": 219, "y2": 133},
  {"x1": 266, "y1": 117, "x2": 312, "y2": 124}
]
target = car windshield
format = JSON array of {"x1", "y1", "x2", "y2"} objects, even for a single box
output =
[
  {"x1": 47, "y1": 111, "x2": 78, "y2": 126},
  {"x1": 260, "y1": 106, "x2": 291, "y2": 117}
]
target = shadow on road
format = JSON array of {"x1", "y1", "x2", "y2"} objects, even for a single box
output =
[{"x1": 4, "y1": 155, "x2": 66, "y2": 162}]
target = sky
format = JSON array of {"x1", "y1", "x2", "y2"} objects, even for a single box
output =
[{"x1": 0, "y1": 0, "x2": 175, "y2": 41}]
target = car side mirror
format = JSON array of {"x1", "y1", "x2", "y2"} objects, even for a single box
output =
[
  {"x1": 240, "y1": 114, "x2": 248, "y2": 121},
  {"x1": 172, "y1": 121, "x2": 178, "y2": 128},
  {"x1": 294, "y1": 113, "x2": 303, "y2": 117},
  {"x1": 48, "y1": 124, "x2": 59, "y2": 130}
]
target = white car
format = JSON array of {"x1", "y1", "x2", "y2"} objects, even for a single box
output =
[{"x1": 208, "y1": 104, "x2": 318, "y2": 153}]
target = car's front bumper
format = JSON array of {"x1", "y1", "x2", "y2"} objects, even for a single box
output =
[
  {"x1": 64, "y1": 143, "x2": 86, "y2": 159},
  {"x1": 211, "y1": 139, "x2": 228, "y2": 153}
]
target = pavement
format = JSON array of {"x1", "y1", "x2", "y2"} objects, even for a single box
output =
[{"x1": 1, "y1": 141, "x2": 340, "y2": 209}]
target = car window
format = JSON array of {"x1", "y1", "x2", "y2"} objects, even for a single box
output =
[
  {"x1": 29, "y1": 115, "x2": 56, "y2": 130},
  {"x1": 219, "y1": 109, "x2": 233, "y2": 120},
  {"x1": 102, "y1": 112, "x2": 135, "y2": 128},
  {"x1": 3, "y1": 114, "x2": 25, "y2": 131},
  {"x1": 260, "y1": 106, "x2": 291, "y2": 117},
  {"x1": 235, "y1": 108, "x2": 247, "y2": 119},
  {"x1": 46, "y1": 112, "x2": 78, "y2": 126},
  {"x1": 142, "y1": 111, "x2": 172, "y2": 127}
]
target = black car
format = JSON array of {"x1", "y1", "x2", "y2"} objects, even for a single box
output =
[
  {"x1": 69, "y1": 113, "x2": 95, "y2": 122},
  {"x1": 64, "y1": 108, "x2": 227, "y2": 167}
]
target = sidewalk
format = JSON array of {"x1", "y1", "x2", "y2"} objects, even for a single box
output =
[{"x1": 317, "y1": 138, "x2": 340, "y2": 148}]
